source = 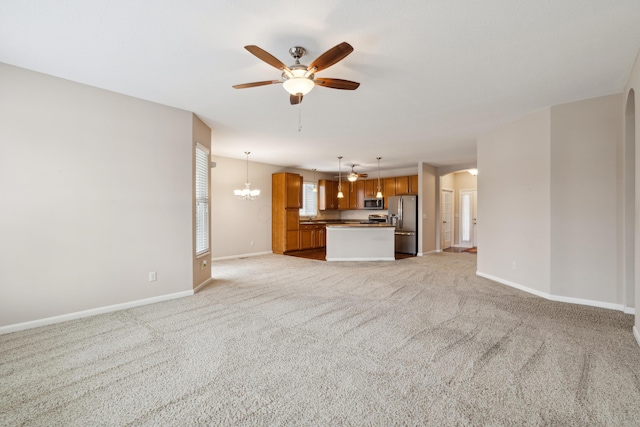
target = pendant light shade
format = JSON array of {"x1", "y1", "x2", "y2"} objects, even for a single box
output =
[
  {"x1": 376, "y1": 157, "x2": 383, "y2": 199},
  {"x1": 312, "y1": 168, "x2": 317, "y2": 192},
  {"x1": 234, "y1": 151, "x2": 260, "y2": 200},
  {"x1": 337, "y1": 156, "x2": 344, "y2": 199}
]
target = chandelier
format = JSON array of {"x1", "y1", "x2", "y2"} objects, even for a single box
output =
[{"x1": 234, "y1": 151, "x2": 260, "y2": 200}]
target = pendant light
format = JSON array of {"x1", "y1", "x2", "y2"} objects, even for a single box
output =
[
  {"x1": 234, "y1": 151, "x2": 260, "y2": 200},
  {"x1": 312, "y1": 168, "x2": 317, "y2": 192},
  {"x1": 337, "y1": 156, "x2": 344, "y2": 199},
  {"x1": 376, "y1": 157, "x2": 383, "y2": 199}
]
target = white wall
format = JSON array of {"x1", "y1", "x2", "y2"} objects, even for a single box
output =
[
  {"x1": 477, "y1": 108, "x2": 552, "y2": 295},
  {"x1": 550, "y1": 94, "x2": 622, "y2": 304},
  {"x1": 0, "y1": 63, "x2": 194, "y2": 328}
]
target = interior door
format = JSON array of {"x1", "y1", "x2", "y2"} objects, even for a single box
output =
[
  {"x1": 460, "y1": 189, "x2": 477, "y2": 247},
  {"x1": 440, "y1": 189, "x2": 453, "y2": 249}
]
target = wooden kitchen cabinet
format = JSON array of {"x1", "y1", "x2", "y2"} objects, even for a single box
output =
[
  {"x1": 316, "y1": 225, "x2": 326, "y2": 247},
  {"x1": 350, "y1": 180, "x2": 365, "y2": 209},
  {"x1": 338, "y1": 181, "x2": 350, "y2": 210},
  {"x1": 395, "y1": 176, "x2": 409, "y2": 195},
  {"x1": 364, "y1": 179, "x2": 376, "y2": 198},
  {"x1": 286, "y1": 173, "x2": 303, "y2": 208},
  {"x1": 299, "y1": 227, "x2": 315, "y2": 250},
  {"x1": 383, "y1": 177, "x2": 397, "y2": 209},
  {"x1": 272, "y1": 172, "x2": 303, "y2": 254},
  {"x1": 299, "y1": 223, "x2": 326, "y2": 249},
  {"x1": 408, "y1": 175, "x2": 419, "y2": 194},
  {"x1": 318, "y1": 179, "x2": 338, "y2": 210}
]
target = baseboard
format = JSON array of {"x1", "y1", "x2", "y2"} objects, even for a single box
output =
[
  {"x1": 476, "y1": 271, "x2": 629, "y2": 314},
  {"x1": 194, "y1": 277, "x2": 214, "y2": 293},
  {"x1": 211, "y1": 251, "x2": 272, "y2": 261},
  {"x1": 419, "y1": 250, "x2": 438, "y2": 256},
  {"x1": 634, "y1": 326, "x2": 640, "y2": 348},
  {"x1": 0, "y1": 290, "x2": 194, "y2": 335}
]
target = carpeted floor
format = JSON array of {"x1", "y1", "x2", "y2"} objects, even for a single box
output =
[{"x1": 2, "y1": 253, "x2": 640, "y2": 426}]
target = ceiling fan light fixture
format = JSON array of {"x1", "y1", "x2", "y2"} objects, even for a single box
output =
[
  {"x1": 283, "y1": 75, "x2": 314, "y2": 95},
  {"x1": 347, "y1": 173, "x2": 358, "y2": 182}
]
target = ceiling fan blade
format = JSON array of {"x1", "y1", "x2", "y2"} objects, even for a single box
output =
[
  {"x1": 290, "y1": 94, "x2": 303, "y2": 105},
  {"x1": 315, "y1": 78, "x2": 360, "y2": 90},
  {"x1": 308, "y1": 42, "x2": 354, "y2": 72},
  {"x1": 232, "y1": 80, "x2": 280, "y2": 89},
  {"x1": 244, "y1": 45, "x2": 290, "y2": 71}
]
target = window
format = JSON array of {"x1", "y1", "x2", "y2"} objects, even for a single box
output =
[
  {"x1": 195, "y1": 143, "x2": 209, "y2": 256},
  {"x1": 299, "y1": 182, "x2": 317, "y2": 217}
]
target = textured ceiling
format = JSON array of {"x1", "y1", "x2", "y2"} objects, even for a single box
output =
[{"x1": 1, "y1": 0, "x2": 640, "y2": 174}]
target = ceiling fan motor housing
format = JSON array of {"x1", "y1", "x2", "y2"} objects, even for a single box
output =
[{"x1": 288, "y1": 46, "x2": 306, "y2": 61}]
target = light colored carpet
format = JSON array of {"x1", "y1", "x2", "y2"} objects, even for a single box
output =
[{"x1": 2, "y1": 253, "x2": 640, "y2": 426}]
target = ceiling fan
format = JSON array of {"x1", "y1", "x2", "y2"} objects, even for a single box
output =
[
  {"x1": 232, "y1": 42, "x2": 360, "y2": 105},
  {"x1": 336, "y1": 164, "x2": 368, "y2": 182}
]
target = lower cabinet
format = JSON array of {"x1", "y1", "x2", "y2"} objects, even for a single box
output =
[{"x1": 299, "y1": 224, "x2": 326, "y2": 249}]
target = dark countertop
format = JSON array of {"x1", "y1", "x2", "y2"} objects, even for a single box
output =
[
  {"x1": 325, "y1": 223, "x2": 395, "y2": 228},
  {"x1": 299, "y1": 220, "x2": 363, "y2": 225}
]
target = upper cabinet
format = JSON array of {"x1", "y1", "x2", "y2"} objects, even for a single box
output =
[
  {"x1": 395, "y1": 176, "x2": 409, "y2": 195},
  {"x1": 383, "y1": 177, "x2": 397, "y2": 209},
  {"x1": 337, "y1": 181, "x2": 350, "y2": 210},
  {"x1": 408, "y1": 175, "x2": 419, "y2": 195},
  {"x1": 285, "y1": 173, "x2": 303, "y2": 208},
  {"x1": 350, "y1": 180, "x2": 365, "y2": 209},
  {"x1": 318, "y1": 179, "x2": 337, "y2": 210},
  {"x1": 317, "y1": 174, "x2": 418, "y2": 210}
]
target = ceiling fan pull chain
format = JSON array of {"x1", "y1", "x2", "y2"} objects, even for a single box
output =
[{"x1": 298, "y1": 103, "x2": 302, "y2": 132}]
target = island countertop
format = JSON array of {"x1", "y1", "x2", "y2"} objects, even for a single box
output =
[{"x1": 325, "y1": 224, "x2": 395, "y2": 261}]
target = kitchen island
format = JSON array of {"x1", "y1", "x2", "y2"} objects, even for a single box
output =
[{"x1": 325, "y1": 223, "x2": 395, "y2": 261}]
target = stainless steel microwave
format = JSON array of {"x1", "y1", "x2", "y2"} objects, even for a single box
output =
[{"x1": 363, "y1": 198, "x2": 384, "y2": 209}]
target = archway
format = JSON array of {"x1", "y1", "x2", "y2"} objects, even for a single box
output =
[{"x1": 625, "y1": 89, "x2": 635, "y2": 311}]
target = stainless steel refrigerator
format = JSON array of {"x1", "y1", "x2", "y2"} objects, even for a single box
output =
[{"x1": 388, "y1": 195, "x2": 418, "y2": 255}]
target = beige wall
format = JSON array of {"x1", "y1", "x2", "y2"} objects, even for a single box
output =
[
  {"x1": 477, "y1": 93, "x2": 625, "y2": 309},
  {"x1": 420, "y1": 163, "x2": 437, "y2": 254},
  {"x1": 624, "y1": 51, "x2": 640, "y2": 334},
  {"x1": 0, "y1": 63, "x2": 194, "y2": 328},
  {"x1": 192, "y1": 115, "x2": 212, "y2": 289},
  {"x1": 550, "y1": 94, "x2": 622, "y2": 304},
  {"x1": 477, "y1": 108, "x2": 552, "y2": 295}
]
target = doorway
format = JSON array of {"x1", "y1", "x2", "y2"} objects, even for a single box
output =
[
  {"x1": 440, "y1": 189, "x2": 453, "y2": 250},
  {"x1": 460, "y1": 189, "x2": 477, "y2": 248}
]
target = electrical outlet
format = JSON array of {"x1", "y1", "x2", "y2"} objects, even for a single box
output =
[
  {"x1": 512, "y1": 262, "x2": 517, "y2": 270},
  {"x1": 250, "y1": 240, "x2": 255, "y2": 246},
  {"x1": 149, "y1": 271, "x2": 157, "y2": 281}
]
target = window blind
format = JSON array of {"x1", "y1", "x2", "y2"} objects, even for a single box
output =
[
  {"x1": 195, "y1": 143, "x2": 209, "y2": 256},
  {"x1": 300, "y1": 182, "x2": 317, "y2": 216}
]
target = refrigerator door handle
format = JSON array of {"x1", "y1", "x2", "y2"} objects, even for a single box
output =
[{"x1": 399, "y1": 198, "x2": 403, "y2": 229}]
